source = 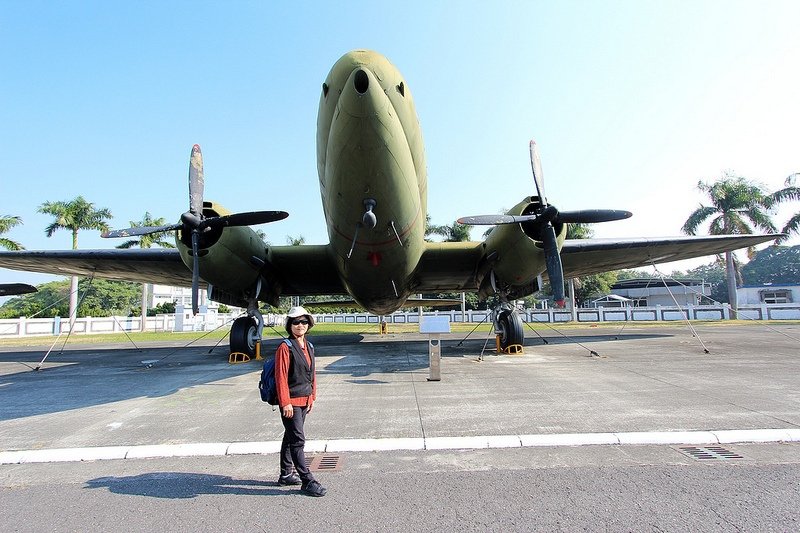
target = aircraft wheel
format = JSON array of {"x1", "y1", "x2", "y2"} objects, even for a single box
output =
[
  {"x1": 497, "y1": 309, "x2": 524, "y2": 350},
  {"x1": 230, "y1": 316, "x2": 259, "y2": 356}
]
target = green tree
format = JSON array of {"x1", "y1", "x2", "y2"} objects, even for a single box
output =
[
  {"x1": 115, "y1": 212, "x2": 175, "y2": 330},
  {"x1": 681, "y1": 173, "x2": 777, "y2": 317},
  {"x1": 286, "y1": 235, "x2": 305, "y2": 246},
  {"x1": 770, "y1": 173, "x2": 800, "y2": 243},
  {"x1": 0, "y1": 215, "x2": 24, "y2": 250},
  {"x1": 427, "y1": 220, "x2": 473, "y2": 242},
  {"x1": 565, "y1": 223, "x2": 593, "y2": 307},
  {"x1": 0, "y1": 278, "x2": 140, "y2": 318},
  {"x1": 741, "y1": 245, "x2": 800, "y2": 285},
  {"x1": 38, "y1": 196, "x2": 113, "y2": 324}
]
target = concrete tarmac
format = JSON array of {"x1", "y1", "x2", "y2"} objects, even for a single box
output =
[{"x1": 1, "y1": 322, "x2": 799, "y2": 531}]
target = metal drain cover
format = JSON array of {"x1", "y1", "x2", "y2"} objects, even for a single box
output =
[
  {"x1": 304, "y1": 454, "x2": 343, "y2": 472},
  {"x1": 676, "y1": 445, "x2": 744, "y2": 461}
]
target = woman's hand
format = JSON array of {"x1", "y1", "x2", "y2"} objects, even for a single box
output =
[{"x1": 282, "y1": 404, "x2": 294, "y2": 418}]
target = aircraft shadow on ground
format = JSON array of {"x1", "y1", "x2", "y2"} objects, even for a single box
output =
[
  {"x1": 0, "y1": 331, "x2": 670, "y2": 421},
  {"x1": 310, "y1": 331, "x2": 672, "y2": 379},
  {"x1": 0, "y1": 344, "x2": 259, "y2": 422},
  {"x1": 85, "y1": 473, "x2": 284, "y2": 499}
]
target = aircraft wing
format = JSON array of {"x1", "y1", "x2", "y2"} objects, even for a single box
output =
[
  {"x1": 560, "y1": 234, "x2": 779, "y2": 278},
  {"x1": 0, "y1": 249, "x2": 195, "y2": 287},
  {"x1": 414, "y1": 241, "x2": 485, "y2": 292}
]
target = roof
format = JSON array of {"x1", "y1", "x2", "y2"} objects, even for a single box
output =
[{"x1": 612, "y1": 278, "x2": 705, "y2": 289}]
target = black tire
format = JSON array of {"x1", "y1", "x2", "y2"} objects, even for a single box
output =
[
  {"x1": 497, "y1": 309, "x2": 524, "y2": 350},
  {"x1": 230, "y1": 316, "x2": 259, "y2": 356}
]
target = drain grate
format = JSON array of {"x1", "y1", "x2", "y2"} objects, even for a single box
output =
[
  {"x1": 677, "y1": 445, "x2": 744, "y2": 461},
  {"x1": 304, "y1": 454, "x2": 343, "y2": 472}
]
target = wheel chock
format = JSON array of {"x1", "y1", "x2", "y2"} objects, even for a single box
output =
[
  {"x1": 504, "y1": 344, "x2": 524, "y2": 355},
  {"x1": 229, "y1": 352, "x2": 251, "y2": 364},
  {"x1": 495, "y1": 336, "x2": 524, "y2": 355}
]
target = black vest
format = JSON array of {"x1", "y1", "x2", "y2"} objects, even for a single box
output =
[{"x1": 285, "y1": 338, "x2": 315, "y2": 398}]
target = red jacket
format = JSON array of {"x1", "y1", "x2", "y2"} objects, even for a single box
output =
[{"x1": 275, "y1": 339, "x2": 317, "y2": 408}]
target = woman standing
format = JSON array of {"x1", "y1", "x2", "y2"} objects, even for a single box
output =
[{"x1": 275, "y1": 306, "x2": 327, "y2": 497}]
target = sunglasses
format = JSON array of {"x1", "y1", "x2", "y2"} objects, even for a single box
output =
[{"x1": 291, "y1": 319, "x2": 310, "y2": 326}]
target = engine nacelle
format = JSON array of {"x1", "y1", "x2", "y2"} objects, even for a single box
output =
[
  {"x1": 477, "y1": 196, "x2": 566, "y2": 299},
  {"x1": 176, "y1": 201, "x2": 269, "y2": 304}
]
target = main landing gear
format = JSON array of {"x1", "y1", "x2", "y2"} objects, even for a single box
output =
[
  {"x1": 494, "y1": 306, "x2": 524, "y2": 353},
  {"x1": 230, "y1": 302, "x2": 264, "y2": 358}
]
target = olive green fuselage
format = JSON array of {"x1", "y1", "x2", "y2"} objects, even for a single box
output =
[{"x1": 316, "y1": 50, "x2": 428, "y2": 314}]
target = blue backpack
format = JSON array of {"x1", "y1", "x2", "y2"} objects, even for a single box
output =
[
  {"x1": 260, "y1": 339, "x2": 314, "y2": 405},
  {"x1": 258, "y1": 355, "x2": 278, "y2": 405}
]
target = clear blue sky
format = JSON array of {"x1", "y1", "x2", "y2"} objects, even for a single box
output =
[{"x1": 2, "y1": 1, "x2": 799, "y2": 289}]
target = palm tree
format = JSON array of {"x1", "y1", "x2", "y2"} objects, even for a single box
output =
[
  {"x1": 681, "y1": 173, "x2": 777, "y2": 318},
  {"x1": 116, "y1": 212, "x2": 175, "y2": 331},
  {"x1": 0, "y1": 215, "x2": 24, "y2": 250},
  {"x1": 770, "y1": 173, "x2": 800, "y2": 243},
  {"x1": 38, "y1": 196, "x2": 113, "y2": 323},
  {"x1": 286, "y1": 235, "x2": 305, "y2": 246},
  {"x1": 427, "y1": 220, "x2": 473, "y2": 242}
]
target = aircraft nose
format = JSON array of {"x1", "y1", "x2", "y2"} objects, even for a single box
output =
[{"x1": 354, "y1": 69, "x2": 369, "y2": 94}]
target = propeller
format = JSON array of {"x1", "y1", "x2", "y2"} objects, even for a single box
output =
[
  {"x1": 102, "y1": 144, "x2": 289, "y2": 314},
  {"x1": 458, "y1": 140, "x2": 632, "y2": 307}
]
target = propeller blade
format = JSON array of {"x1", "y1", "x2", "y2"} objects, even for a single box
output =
[
  {"x1": 101, "y1": 223, "x2": 181, "y2": 239},
  {"x1": 556, "y1": 209, "x2": 632, "y2": 224},
  {"x1": 457, "y1": 214, "x2": 539, "y2": 226},
  {"x1": 191, "y1": 231, "x2": 200, "y2": 315},
  {"x1": 529, "y1": 140, "x2": 546, "y2": 206},
  {"x1": 202, "y1": 210, "x2": 289, "y2": 230},
  {"x1": 189, "y1": 144, "x2": 205, "y2": 217},
  {"x1": 542, "y1": 224, "x2": 565, "y2": 307}
]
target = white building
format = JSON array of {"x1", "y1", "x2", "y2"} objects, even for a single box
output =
[
  {"x1": 737, "y1": 284, "x2": 798, "y2": 305},
  {"x1": 595, "y1": 278, "x2": 711, "y2": 308},
  {"x1": 149, "y1": 284, "x2": 216, "y2": 310}
]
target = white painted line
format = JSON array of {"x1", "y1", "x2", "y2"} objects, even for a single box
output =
[
  {"x1": 714, "y1": 429, "x2": 799, "y2": 444},
  {"x1": 125, "y1": 442, "x2": 228, "y2": 459},
  {"x1": 0, "y1": 451, "x2": 25, "y2": 464},
  {"x1": 426, "y1": 436, "x2": 491, "y2": 450},
  {"x1": 304, "y1": 440, "x2": 328, "y2": 453},
  {"x1": 615, "y1": 431, "x2": 718, "y2": 445},
  {"x1": 227, "y1": 441, "x2": 282, "y2": 456},
  {"x1": 19, "y1": 446, "x2": 128, "y2": 463},
  {"x1": 520, "y1": 432, "x2": 619, "y2": 447},
  {"x1": 326, "y1": 438, "x2": 425, "y2": 452},
  {"x1": 487, "y1": 435, "x2": 523, "y2": 448},
  {"x1": 2, "y1": 428, "x2": 798, "y2": 465}
]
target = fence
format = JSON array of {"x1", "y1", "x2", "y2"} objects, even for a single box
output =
[{"x1": 1, "y1": 303, "x2": 797, "y2": 338}]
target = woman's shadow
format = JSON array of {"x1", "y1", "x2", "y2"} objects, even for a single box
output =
[{"x1": 85, "y1": 472, "x2": 287, "y2": 499}]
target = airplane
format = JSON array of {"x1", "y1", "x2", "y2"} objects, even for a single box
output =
[{"x1": 0, "y1": 50, "x2": 780, "y2": 356}]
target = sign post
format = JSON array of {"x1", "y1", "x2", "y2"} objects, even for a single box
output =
[{"x1": 419, "y1": 316, "x2": 451, "y2": 381}]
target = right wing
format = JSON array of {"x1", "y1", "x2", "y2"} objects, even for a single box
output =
[{"x1": 560, "y1": 234, "x2": 779, "y2": 278}]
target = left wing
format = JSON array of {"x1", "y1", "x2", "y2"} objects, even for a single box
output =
[
  {"x1": 560, "y1": 234, "x2": 778, "y2": 278},
  {"x1": 0, "y1": 249, "x2": 194, "y2": 287}
]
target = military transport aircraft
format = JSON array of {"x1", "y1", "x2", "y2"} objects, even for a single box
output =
[{"x1": 0, "y1": 50, "x2": 780, "y2": 356}]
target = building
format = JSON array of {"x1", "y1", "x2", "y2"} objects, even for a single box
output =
[
  {"x1": 149, "y1": 284, "x2": 217, "y2": 311},
  {"x1": 737, "y1": 284, "x2": 798, "y2": 305},
  {"x1": 591, "y1": 278, "x2": 710, "y2": 308}
]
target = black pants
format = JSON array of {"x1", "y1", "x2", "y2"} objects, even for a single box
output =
[{"x1": 280, "y1": 406, "x2": 313, "y2": 482}]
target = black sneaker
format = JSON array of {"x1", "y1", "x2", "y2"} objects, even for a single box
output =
[
  {"x1": 301, "y1": 479, "x2": 327, "y2": 497},
  {"x1": 278, "y1": 473, "x2": 302, "y2": 486}
]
